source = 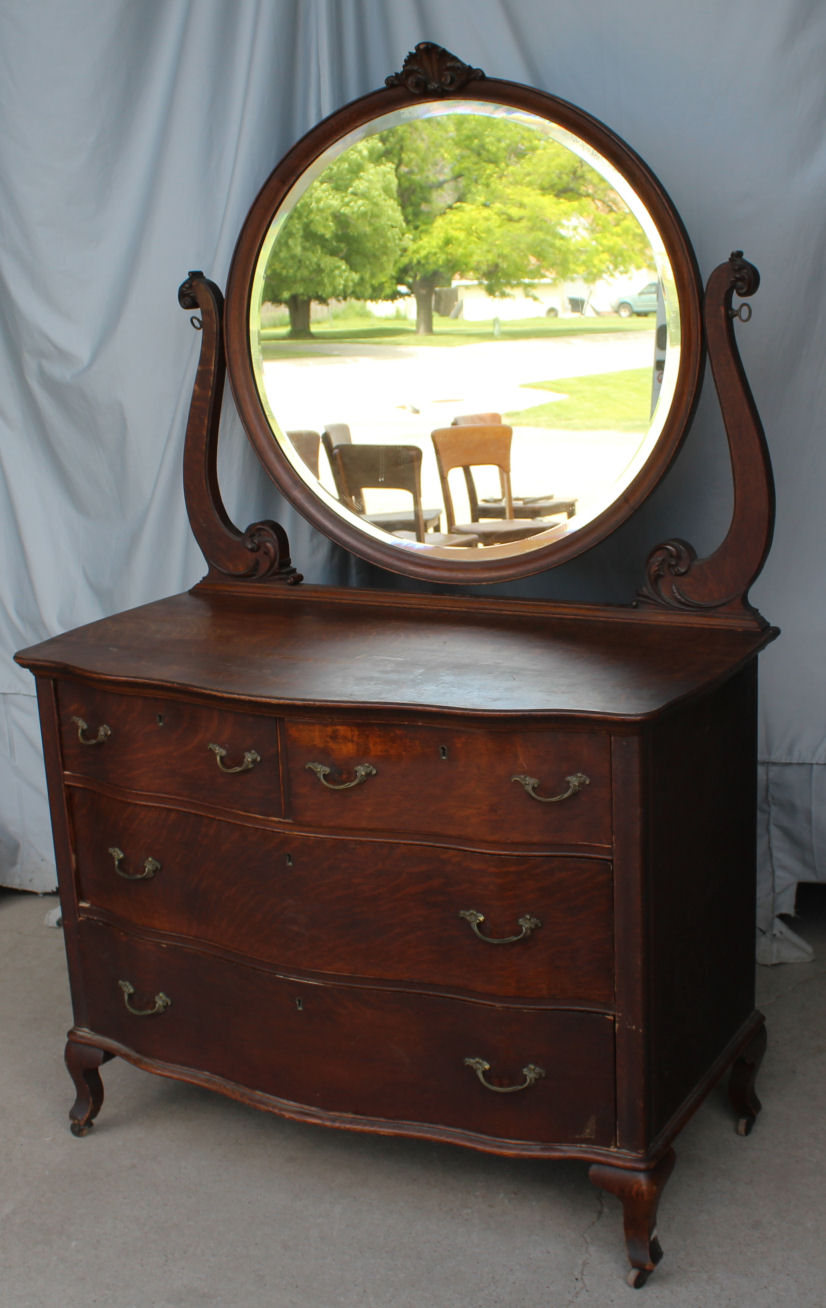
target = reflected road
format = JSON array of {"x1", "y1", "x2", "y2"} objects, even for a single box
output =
[{"x1": 261, "y1": 331, "x2": 655, "y2": 437}]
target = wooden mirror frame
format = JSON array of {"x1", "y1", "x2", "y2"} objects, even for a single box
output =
[
  {"x1": 221, "y1": 44, "x2": 705, "y2": 584},
  {"x1": 180, "y1": 44, "x2": 772, "y2": 624}
]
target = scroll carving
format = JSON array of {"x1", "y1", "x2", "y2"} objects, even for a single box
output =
[
  {"x1": 178, "y1": 271, "x2": 301, "y2": 585},
  {"x1": 637, "y1": 252, "x2": 774, "y2": 626},
  {"x1": 386, "y1": 43, "x2": 484, "y2": 95}
]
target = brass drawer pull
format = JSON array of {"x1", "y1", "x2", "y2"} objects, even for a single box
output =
[
  {"x1": 118, "y1": 979, "x2": 172, "y2": 1017},
  {"x1": 511, "y1": 771, "x2": 590, "y2": 803},
  {"x1": 463, "y1": 1057, "x2": 546, "y2": 1094},
  {"x1": 108, "y1": 847, "x2": 160, "y2": 881},
  {"x1": 305, "y1": 761, "x2": 377, "y2": 790},
  {"x1": 208, "y1": 743, "x2": 261, "y2": 774},
  {"x1": 459, "y1": 908, "x2": 541, "y2": 944},
  {"x1": 71, "y1": 716, "x2": 112, "y2": 747}
]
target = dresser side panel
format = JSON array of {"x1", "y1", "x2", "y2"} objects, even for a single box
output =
[{"x1": 645, "y1": 663, "x2": 759, "y2": 1137}]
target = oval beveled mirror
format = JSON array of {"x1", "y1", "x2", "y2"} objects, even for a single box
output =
[{"x1": 225, "y1": 45, "x2": 703, "y2": 583}]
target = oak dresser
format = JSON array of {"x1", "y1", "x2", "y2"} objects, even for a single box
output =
[{"x1": 16, "y1": 44, "x2": 776, "y2": 1287}]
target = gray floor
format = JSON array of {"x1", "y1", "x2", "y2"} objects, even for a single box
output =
[{"x1": 3, "y1": 887, "x2": 825, "y2": 1308}]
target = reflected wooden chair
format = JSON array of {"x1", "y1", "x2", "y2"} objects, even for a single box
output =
[
  {"x1": 321, "y1": 424, "x2": 353, "y2": 464},
  {"x1": 431, "y1": 424, "x2": 566, "y2": 545},
  {"x1": 286, "y1": 429, "x2": 321, "y2": 477},
  {"x1": 323, "y1": 426, "x2": 442, "y2": 537},
  {"x1": 323, "y1": 431, "x2": 361, "y2": 507},
  {"x1": 451, "y1": 412, "x2": 577, "y2": 520},
  {"x1": 330, "y1": 443, "x2": 476, "y2": 547}
]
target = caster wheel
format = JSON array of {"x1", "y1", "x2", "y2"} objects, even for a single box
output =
[
  {"x1": 736, "y1": 1114, "x2": 755, "y2": 1136},
  {"x1": 626, "y1": 1267, "x2": 651, "y2": 1289},
  {"x1": 70, "y1": 1119, "x2": 93, "y2": 1137}
]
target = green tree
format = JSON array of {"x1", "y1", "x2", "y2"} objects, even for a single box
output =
[
  {"x1": 375, "y1": 114, "x2": 651, "y2": 332},
  {"x1": 503, "y1": 141, "x2": 650, "y2": 285},
  {"x1": 376, "y1": 115, "x2": 541, "y2": 333},
  {"x1": 261, "y1": 139, "x2": 406, "y2": 337}
]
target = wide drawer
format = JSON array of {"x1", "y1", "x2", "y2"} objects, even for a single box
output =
[
  {"x1": 68, "y1": 790, "x2": 613, "y2": 1003},
  {"x1": 57, "y1": 682, "x2": 280, "y2": 816},
  {"x1": 284, "y1": 719, "x2": 611, "y2": 847},
  {"x1": 76, "y1": 921, "x2": 616, "y2": 1147}
]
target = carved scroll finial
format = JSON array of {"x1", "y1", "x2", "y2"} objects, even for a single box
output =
[
  {"x1": 177, "y1": 270, "x2": 205, "y2": 311},
  {"x1": 386, "y1": 43, "x2": 485, "y2": 95},
  {"x1": 636, "y1": 252, "x2": 773, "y2": 627},
  {"x1": 729, "y1": 250, "x2": 759, "y2": 298}
]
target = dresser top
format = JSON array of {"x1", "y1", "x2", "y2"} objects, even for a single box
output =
[{"x1": 16, "y1": 587, "x2": 774, "y2": 722}]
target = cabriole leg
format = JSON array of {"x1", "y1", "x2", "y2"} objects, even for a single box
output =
[
  {"x1": 589, "y1": 1148, "x2": 676, "y2": 1288},
  {"x1": 729, "y1": 1019, "x2": 767, "y2": 1136},
  {"x1": 65, "y1": 1038, "x2": 111, "y2": 1136}
]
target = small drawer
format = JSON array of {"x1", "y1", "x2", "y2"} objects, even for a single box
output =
[
  {"x1": 284, "y1": 718, "x2": 611, "y2": 847},
  {"x1": 58, "y1": 683, "x2": 280, "y2": 816},
  {"x1": 68, "y1": 790, "x2": 614, "y2": 1004},
  {"x1": 76, "y1": 921, "x2": 616, "y2": 1148}
]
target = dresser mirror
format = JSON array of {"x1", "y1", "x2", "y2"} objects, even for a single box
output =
[
  {"x1": 17, "y1": 44, "x2": 777, "y2": 1290},
  {"x1": 223, "y1": 50, "x2": 703, "y2": 582}
]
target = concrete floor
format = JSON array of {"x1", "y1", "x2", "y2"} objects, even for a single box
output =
[{"x1": 3, "y1": 885, "x2": 825, "y2": 1308}]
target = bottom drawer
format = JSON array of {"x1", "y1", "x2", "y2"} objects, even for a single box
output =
[{"x1": 74, "y1": 922, "x2": 616, "y2": 1148}]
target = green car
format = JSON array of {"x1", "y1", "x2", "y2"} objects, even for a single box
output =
[{"x1": 615, "y1": 281, "x2": 659, "y2": 317}]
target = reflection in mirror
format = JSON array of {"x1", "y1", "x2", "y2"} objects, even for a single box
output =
[{"x1": 249, "y1": 101, "x2": 681, "y2": 563}]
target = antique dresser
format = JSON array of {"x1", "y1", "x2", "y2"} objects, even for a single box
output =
[{"x1": 17, "y1": 45, "x2": 776, "y2": 1287}]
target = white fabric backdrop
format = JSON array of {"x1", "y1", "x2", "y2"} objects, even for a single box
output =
[{"x1": 2, "y1": 0, "x2": 825, "y2": 958}]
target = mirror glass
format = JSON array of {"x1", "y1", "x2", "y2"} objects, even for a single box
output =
[{"x1": 248, "y1": 100, "x2": 682, "y2": 566}]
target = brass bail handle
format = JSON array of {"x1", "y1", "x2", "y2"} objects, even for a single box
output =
[
  {"x1": 511, "y1": 771, "x2": 590, "y2": 803},
  {"x1": 463, "y1": 1057, "x2": 546, "y2": 1094},
  {"x1": 71, "y1": 716, "x2": 112, "y2": 747},
  {"x1": 208, "y1": 743, "x2": 261, "y2": 774},
  {"x1": 118, "y1": 980, "x2": 172, "y2": 1017},
  {"x1": 305, "y1": 761, "x2": 377, "y2": 790},
  {"x1": 108, "y1": 848, "x2": 160, "y2": 881},
  {"x1": 459, "y1": 909, "x2": 541, "y2": 945}
]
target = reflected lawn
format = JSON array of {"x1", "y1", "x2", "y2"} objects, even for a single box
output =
[{"x1": 506, "y1": 368, "x2": 651, "y2": 431}]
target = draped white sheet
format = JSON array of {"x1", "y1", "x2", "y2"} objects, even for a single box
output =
[{"x1": 2, "y1": 1, "x2": 824, "y2": 959}]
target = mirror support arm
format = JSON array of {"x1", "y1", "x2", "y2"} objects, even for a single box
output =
[
  {"x1": 177, "y1": 271, "x2": 301, "y2": 586},
  {"x1": 637, "y1": 252, "x2": 774, "y2": 627}
]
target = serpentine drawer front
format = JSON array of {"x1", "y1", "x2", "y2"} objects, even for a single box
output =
[
  {"x1": 77, "y1": 921, "x2": 617, "y2": 1147},
  {"x1": 285, "y1": 718, "x2": 611, "y2": 846},
  {"x1": 68, "y1": 789, "x2": 614, "y2": 1003},
  {"x1": 58, "y1": 683, "x2": 280, "y2": 816}
]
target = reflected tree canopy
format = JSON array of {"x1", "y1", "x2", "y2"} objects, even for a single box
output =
[
  {"x1": 262, "y1": 115, "x2": 651, "y2": 337},
  {"x1": 261, "y1": 139, "x2": 406, "y2": 337}
]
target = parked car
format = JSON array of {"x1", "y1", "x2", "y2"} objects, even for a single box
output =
[{"x1": 615, "y1": 282, "x2": 659, "y2": 317}]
